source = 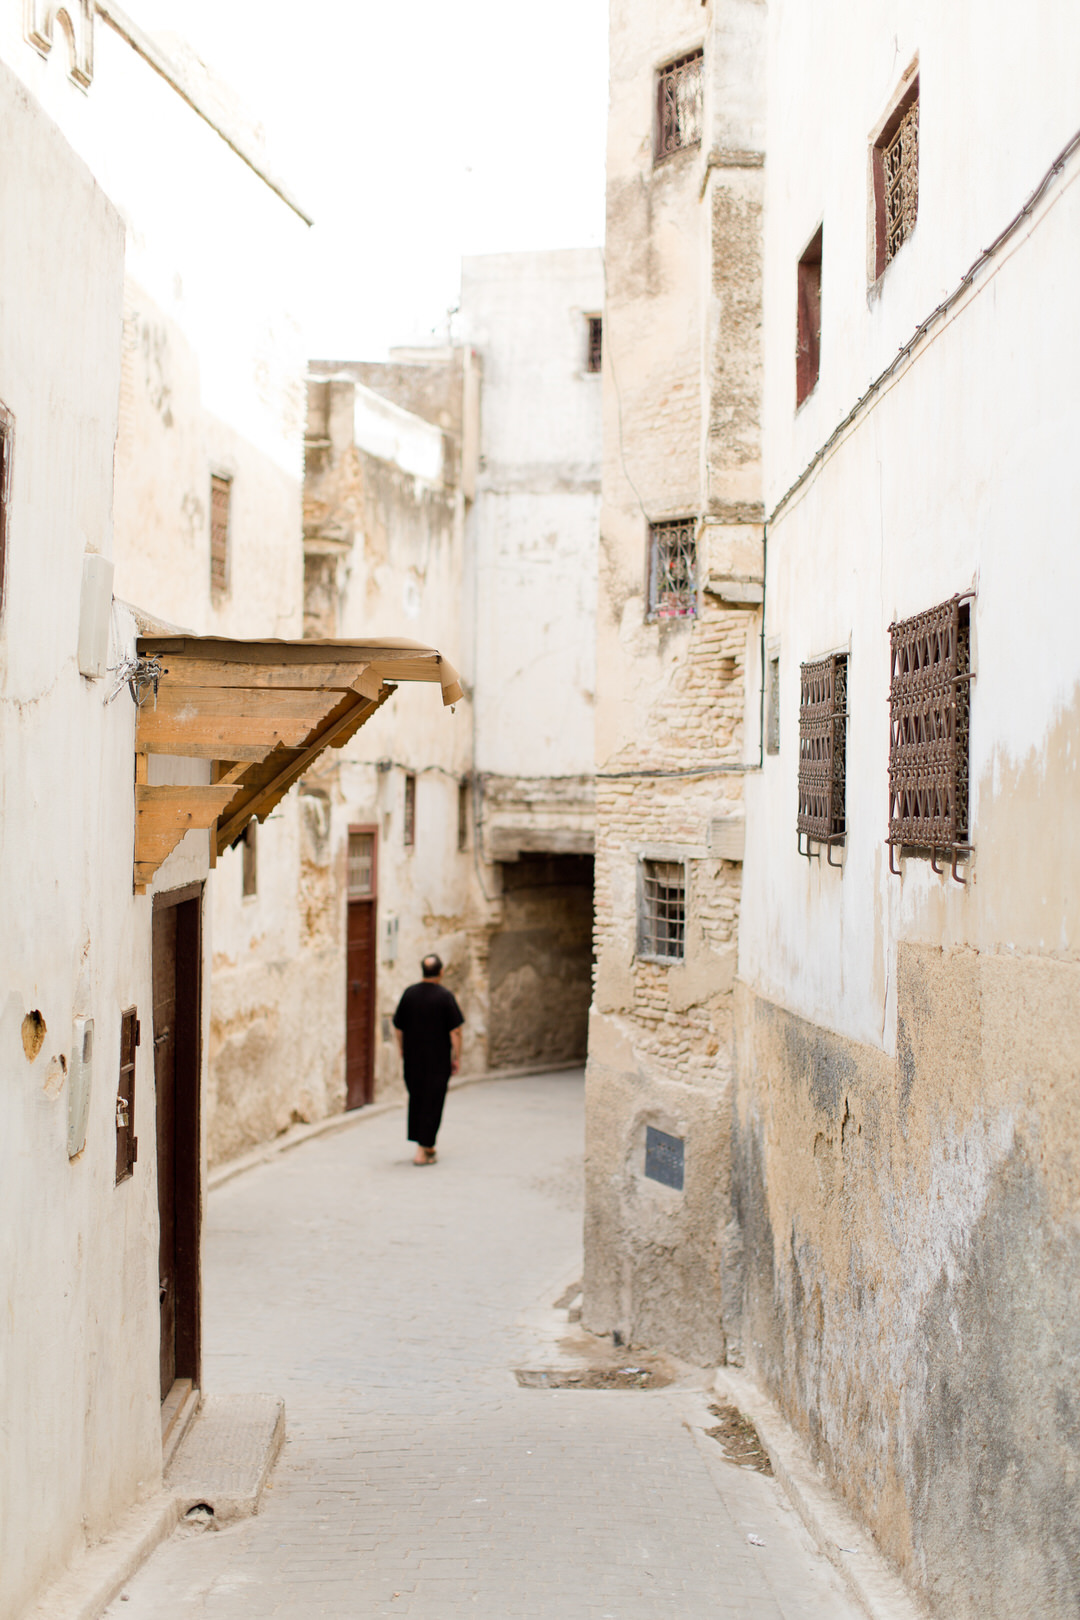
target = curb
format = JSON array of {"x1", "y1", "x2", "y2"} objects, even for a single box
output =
[
  {"x1": 23, "y1": 1495, "x2": 181, "y2": 1620},
  {"x1": 714, "y1": 1367, "x2": 929, "y2": 1620},
  {"x1": 207, "y1": 1062, "x2": 583, "y2": 1191}
]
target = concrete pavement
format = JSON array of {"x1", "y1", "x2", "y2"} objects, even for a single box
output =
[{"x1": 104, "y1": 1072, "x2": 864, "y2": 1619}]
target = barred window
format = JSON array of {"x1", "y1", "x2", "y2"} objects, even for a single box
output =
[
  {"x1": 348, "y1": 831, "x2": 375, "y2": 898},
  {"x1": 638, "y1": 860, "x2": 686, "y2": 961},
  {"x1": 888, "y1": 595, "x2": 972, "y2": 872},
  {"x1": 586, "y1": 315, "x2": 603, "y2": 374},
  {"x1": 656, "y1": 50, "x2": 703, "y2": 162},
  {"x1": 210, "y1": 473, "x2": 231, "y2": 597},
  {"x1": 798, "y1": 653, "x2": 847, "y2": 857},
  {"x1": 648, "y1": 519, "x2": 697, "y2": 620},
  {"x1": 873, "y1": 78, "x2": 919, "y2": 276}
]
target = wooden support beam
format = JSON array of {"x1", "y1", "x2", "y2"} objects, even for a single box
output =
[{"x1": 135, "y1": 784, "x2": 239, "y2": 880}]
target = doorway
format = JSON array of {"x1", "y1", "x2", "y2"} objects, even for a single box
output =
[
  {"x1": 152, "y1": 885, "x2": 203, "y2": 1403},
  {"x1": 346, "y1": 827, "x2": 377, "y2": 1109}
]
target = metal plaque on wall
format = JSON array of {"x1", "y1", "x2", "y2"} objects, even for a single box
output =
[{"x1": 644, "y1": 1126, "x2": 684, "y2": 1191}]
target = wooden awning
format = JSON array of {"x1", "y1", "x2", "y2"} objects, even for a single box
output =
[{"x1": 132, "y1": 635, "x2": 462, "y2": 891}]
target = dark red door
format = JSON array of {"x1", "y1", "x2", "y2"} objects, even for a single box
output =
[
  {"x1": 346, "y1": 900, "x2": 376, "y2": 1109},
  {"x1": 345, "y1": 827, "x2": 377, "y2": 1110},
  {"x1": 153, "y1": 888, "x2": 202, "y2": 1402}
]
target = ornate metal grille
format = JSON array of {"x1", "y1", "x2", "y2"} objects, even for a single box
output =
[
  {"x1": 888, "y1": 595, "x2": 972, "y2": 863},
  {"x1": 586, "y1": 315, "x2": 603, "y2": 373},
  {"x1": 656, "y1": 50, "x2": 703, "y2": 161},
  {"x1": 639, "y1": 860, "x2": 686, "y2": 961},
  {"x1": 649, "y1": 518, "x2": 697, "y2": 619},
  {"x1": 798, "y1": 653, "x2": 847, "y2": 854},
  {"x1": 210, "y1": 473, "x2": 231, "y2": 595},
  {"x1": 882, "y1": 95, "x2": 918, "y2": 266}
]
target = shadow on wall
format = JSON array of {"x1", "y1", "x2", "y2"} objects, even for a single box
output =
[{"x1": 488, "y1": 855, "x2": 593, "y2": 1069}]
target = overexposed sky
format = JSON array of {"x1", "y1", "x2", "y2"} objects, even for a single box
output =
[{"x1": 132, "y1": 0, "x2": 608, "y2": 360}]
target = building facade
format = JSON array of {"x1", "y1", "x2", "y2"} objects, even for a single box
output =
[
  {"x1": 735, "y1": 10, "x2": 1080, "y2": 1617},
  {"x1": 584, "y1": 0, "x2": 764, "y2": 1364}
]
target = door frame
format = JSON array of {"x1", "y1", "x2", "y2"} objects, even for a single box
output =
[
  {"x1": 152, "y1": 880, "x2": 203, "y2": 1400},
  {"x1": 345, "y1": 824, "x2": 378, "y2": 1110}
]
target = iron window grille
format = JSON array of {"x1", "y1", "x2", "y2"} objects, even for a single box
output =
[
  {"x1": 656, "y1": 50, "x2": 703, "y2": 162},
  {"x1": 887, "y1": 593, "x2": 973, "y2": 881},
  {"x1": 873, "y1": 80, "x2": 919, "y2": 275},
  {"x1": 797, "y1": 653, "x2": 848, "y2": 864},
  {"x1": 639, "y1": 860, "x2": 686, "y2": 961},
  {"x1": 648, "y1": 518, "x2": 697, "y2": 620},
  {"x1": 210, "y1": 473, "x2": 231, "y2": 597},
  {"x1": 348, "y1": 831, "x2": 375, "y2": 897},
  {"x1": 586, "y1": 315, "x2": 603, "y2": 373}
]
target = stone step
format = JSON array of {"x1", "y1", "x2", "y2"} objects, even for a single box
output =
[{"x1": 164, "y1": 1394, "x2": 285, "y2": 1523}]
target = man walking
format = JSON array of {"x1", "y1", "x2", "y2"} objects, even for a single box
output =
[{"x1": 393, "y1": 954, "x2": 464, "y2": 1164}]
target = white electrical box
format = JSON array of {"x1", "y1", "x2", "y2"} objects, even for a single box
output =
[
  {"x1": 77, "y1": 554, "x2": 114, "y2": 678},
  {"x1": 67, "y1": 1016, "x2": 94, "y2": 1158},
  {"x1": 382, "y1": 913, "x2": 399, "y2": 965}
]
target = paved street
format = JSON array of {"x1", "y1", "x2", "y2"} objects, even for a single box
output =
[{"x1": 106, "y1": 1072, "x2": 862, "y2": 1619}]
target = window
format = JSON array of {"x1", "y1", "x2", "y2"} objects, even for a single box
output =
[
  {"x1": 798, "y1": 653, "x2": 848, "y2": 858},
  {"x1": 115, "y1": 1007, "x2": 139, "y2": 1184},
  {"x1": 873, "y1": 77, "x2": 919, "y2": 276},
  {"x1": 457, "y1": 779, "x2": 470, "y2": 852},
  {"x1": 766, "y1": 654, "x2": 780, "y2": 755},
  {"x1": 403, "y1": 772, "x2": 416, "y2": 848},
  {"x1": 348, "y1": 830, "x2": 375, "y2": 897},
  {"x1": 796, "y1": 226, "x2": 823, "y2": 406},
  {"x1": 210, "y1": 473, "x2": 232, "y2": 597},
  {"x1": 656, "y1": 49, "x2": 703, "y2": 161},
  {"x1": 241, "y1": 819, "x2": 258, "y2": 897},
  {"x1": 887, "y1": 594, "x2": 972, "y2": 872},
  {"x1": 639, "y1": 860, "x2": 686, "y2": 961},
  {"x1": 648, "y1": 518, "x2": 697, "y2": 619},
  {"x1": 585, "y1": 315, "x2": 603, "y2": 374}
]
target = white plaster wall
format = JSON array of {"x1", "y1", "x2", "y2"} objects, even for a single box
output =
[
  {"x1": 0, "y1": 63, "x2": 179, "y2": 1618},
  {"x1": 460, "y1": 250, "x2": 602, "y2": 782},
  {"x1": 741, "y1": 2, "x2": 1080, "y2": 1048}
]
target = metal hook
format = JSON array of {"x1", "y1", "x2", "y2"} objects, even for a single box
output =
[
  {"x1": 827, "y1": 840, "x2": 844, "y2": 869},
  {"x1": 888, "y1": 841, "x2": 901, "y2": 877}
]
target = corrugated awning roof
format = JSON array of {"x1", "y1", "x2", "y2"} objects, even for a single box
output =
[{"x1": 132, "y1": 635, "x2": 461, "y2": 891}]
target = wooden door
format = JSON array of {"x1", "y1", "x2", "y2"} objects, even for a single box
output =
[
  {"x1": 345, "y1": 828, "x2": 377, "y2": 1110},
  {"x1": 153, "y1": 887, "x2": 202, "y2": 1402}
]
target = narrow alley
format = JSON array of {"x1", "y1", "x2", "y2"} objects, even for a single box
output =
[{"x1": 104, "y1": 1074, "x2": 860, "y2": 1619}]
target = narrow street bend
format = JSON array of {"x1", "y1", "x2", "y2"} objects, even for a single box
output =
[{"x1": 107, "y1": 1074, "x2": 862, "y2": 1619}]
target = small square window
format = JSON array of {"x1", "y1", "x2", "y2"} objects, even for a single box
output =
[
  {"x1": 648, "y1": 519, "x2": 697, "y2": 620},
  {"x1": 798, "y1": 653, "x2": 848, "y2": 853},
  {"x1": 639, "y1": 860, "x2": 686, "y2": 962},
  {"x1": 210, "y1": 473, "x2": 232, "y2": 597},
  {"x1": 656, "y1": 50, "x2": 703, "y2": 162},
  {"x1": 888, "y1": 595, "x2": 972, "y2": 861},
  {"x1": 403, "y1": 773, "x2": 416, "y2": 848},
  {"x1": 796, "y1": 226, "x2": 822, "y2": 407},
  {"x1": 873, "y1": 77, "x2": 919, "y2": 276},
  {"x1": 585, "y1": 315, "x2": 603, "y2": 374}
]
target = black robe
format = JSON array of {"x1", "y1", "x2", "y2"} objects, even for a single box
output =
[{"x1": 392, "y1": 982, "x2": 465, "y2": 1146}]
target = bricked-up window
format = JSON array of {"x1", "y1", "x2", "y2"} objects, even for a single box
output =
[
  {"x1": 210, "y1": 473, "x2": 232, "y2": 596},
  {"x1": 115, "y1": 1007, "x2": 139, "y2": 1184},
  {"x1": 457, "y1": 779, "x2": 469, "y2": 851},
  {"x1": 648, "y1": 519, "x2": 697, "y2": 619},
  {"x1": 586, "y1": 315, "x2": 603, "y2": 373},
  {"x1": 873, "y1": 77, "x2": 919, "y2": 276},
  {"x1": 403, "y1": 772, "x2": 416, "y2": 848},
  {"x1": 639, "y1": 860, "x2": 686, "y2": 961},
  {"x1": 796, "y1": 227, "x2": 823, "y2": 406},
  {"x1": 241, "y1": 819, "x2": 257, "y2": 897},
  {"x1": 798, "y1": 653, "x2": 848, "y2": 855},
  {"x1": 888, "y1": 595, "x2": 972, "y2": 865},
  {"x1": 656, "y1": 50, "x2": 703, "y2": 162}
]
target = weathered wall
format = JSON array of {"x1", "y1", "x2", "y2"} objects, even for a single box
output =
[
  {"x1": 488, "y1": 856, "x2": 594, "y2": 1069},
  {"x1": 584, "y1": 0, "x2": 764, "y2": 1362},
  {"x1": 736, "y1": 7, "x2": 1080, "y2": 1614},
  {"x1": 0, "y1": 60, "x2": 212, "y2": 1617}
]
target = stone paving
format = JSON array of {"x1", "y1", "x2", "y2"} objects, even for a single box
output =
[{"x1": 105, "y1": 1072, "x2": 863, "y2": 1619}]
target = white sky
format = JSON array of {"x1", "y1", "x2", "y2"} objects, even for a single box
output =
[{"x1": 132, "y1": 0, "x2": 608, "y2": 360}]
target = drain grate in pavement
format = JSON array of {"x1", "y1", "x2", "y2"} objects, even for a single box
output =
[
  {"x1": 515, "y1": 1365, "x2": 671, "y2": 1390},
  {"x1": 705, "y1": 1402, "x2": 773, "y2": 1473}
]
